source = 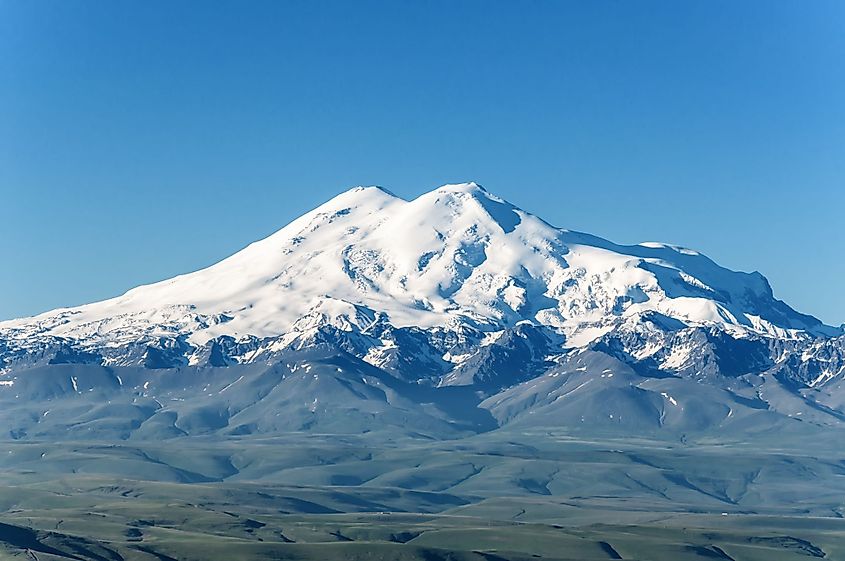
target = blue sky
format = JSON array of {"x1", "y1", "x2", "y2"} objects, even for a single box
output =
[{"x1": 1, "y1": 1, "x2": 843, "y2": 325}]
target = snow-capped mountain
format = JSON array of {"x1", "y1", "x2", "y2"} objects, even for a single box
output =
[
  {"x1": 1, "y1": 183, "x2": 836, "y2": 360},
  {"x1": 1, "y1": 183, "x2": 843, "y2": 439}
]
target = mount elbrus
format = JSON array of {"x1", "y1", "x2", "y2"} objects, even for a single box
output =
[{"x1": 1, "y1": 183, "x2": 843, "y2": 439}]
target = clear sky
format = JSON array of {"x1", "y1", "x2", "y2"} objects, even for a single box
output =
[{"x1": 1, "y1": 1, "x2": 843, "y2": 326}]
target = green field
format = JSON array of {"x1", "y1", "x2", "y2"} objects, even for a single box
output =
[{"x1": 0, "y1": 430, "x2": 842, "y2": 560}]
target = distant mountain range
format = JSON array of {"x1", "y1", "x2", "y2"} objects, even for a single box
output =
[{"x1": 1, "y1": 183, "x2": 843, "y2": 440}]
